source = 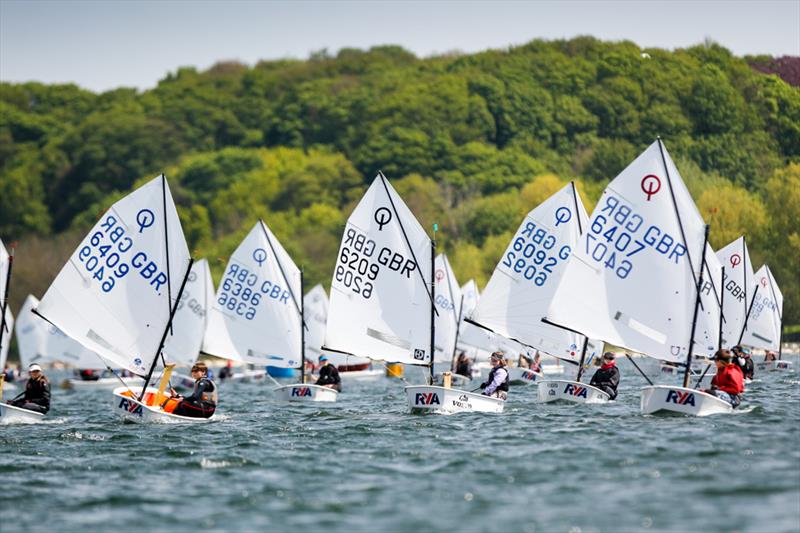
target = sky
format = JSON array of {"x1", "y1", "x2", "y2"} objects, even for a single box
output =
[{"x1": 1, "y1": 0, "x2": 798, "y2": 93}]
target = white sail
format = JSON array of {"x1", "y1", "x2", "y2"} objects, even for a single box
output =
[
  {"x1": 0, "y1": 239, "x2": 14, "y2": 369},
  {"x1": 546, "y1": 140, "x2": 706, "y2": 364},
  {"x1": 457, "y1": 280, "x2": 498, "y2": 358},
  {"x1": 740, "y1": 265, "x2": 783, "y2": 351},
  {"x1": 324, "y1": 174, "x2": 433, "y2": 366},
  {"x1": 693, "y1": 245, "x2": 723, "y2": 357},
  {"x1": 304, "y1": 284, "x2": 328, "y2": 358},
  {"x1": 471, "y1": 182, "x2": 590, "y2": 362},
  {"x1": 716, "y1": 237, "x2": 755, "y2": 349},
  {"x1": 36, "y1": 175, "x2": 191, "y2": 376},
  {"x1": 434, "y1": 254, "x2": 462, "y2": 362},
  {"x1": 202, "y1": 221, "x2": 302, "y2": 368},
  {"x1": 162, "y1": 259, "x2": 213, "y2": 367},
  {"x1": 15, "y1": 294, "x2": 102, "y2": 368}
]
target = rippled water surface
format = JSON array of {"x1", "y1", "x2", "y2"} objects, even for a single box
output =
[{"x1": 2, "y1": 356, "x2": 799, "y2": 532}]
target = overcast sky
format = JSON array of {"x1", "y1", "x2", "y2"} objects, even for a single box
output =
[{"x1": 1, "y1": 0, "x2": 798, "y2": 93}]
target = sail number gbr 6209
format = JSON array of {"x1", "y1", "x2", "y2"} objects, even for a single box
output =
[{"x1": 335, "y1": 227, "x2": 417, "y2": 299}]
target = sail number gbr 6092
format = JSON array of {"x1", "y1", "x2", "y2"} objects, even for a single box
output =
[{"x1": 335, "y1": 227, "x2": 417, "y2": 299}]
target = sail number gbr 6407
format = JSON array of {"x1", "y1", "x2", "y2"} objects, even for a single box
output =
[{"x1": 334, "y1": 227, "x2": 416, "y2": 299}]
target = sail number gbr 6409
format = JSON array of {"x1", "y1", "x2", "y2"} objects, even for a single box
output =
[{"x1": 334, "y1": 227, "x2": 417, "y2": 299}]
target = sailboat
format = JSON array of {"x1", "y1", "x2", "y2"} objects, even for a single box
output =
[
  {"x1": 0, "y1": 240, "x2": 31, "y2": 423},
  {"x1": 323, "y1": 172, "x2": 504, "y2": 414},
  {"x1": 34, "y1": 175, "x2": 204, "y2": 423},
  {"x1": 431, "y1": 254, "x2": 472, "y2": 386},
  {"x1": 546, "y1": 140, "x2": 733, "y2": 416},
  {"x1": 717, "y1": 237, "x2": 755, "y2": 349},
  {"x1": 742, "y1": 266, "x2": 790, "y2": 372},
  {"x1": 468, "y1": 182, "x2": 605, "y2": 402},
  {"x1": 202, "y1": 221, "x2": 336, "y2": 402}
]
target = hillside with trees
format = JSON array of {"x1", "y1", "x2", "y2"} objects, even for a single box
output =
[{"x1": 1, "y1": 36, "x2": 799, "y2": 333}]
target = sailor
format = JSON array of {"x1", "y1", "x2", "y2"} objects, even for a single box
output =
[
  {"x1": 170, "y1": 362, "x2": 217, "y2": 418},
  {"x1": 218, "y1": 360, "x2": 234, "y2": 380},
  {"x1": 315, "y1": 355, "x2": 341, "y2": 392},
  {"x1": 454, "y1": 351, "x2": 472, "y2": 379},
  {"x1": 77, "y1": 369, "x2": 100, "y2": 381},
  {"x1": 705, "y1": 349, "x2": 744, "y2": 407},
  {"x1": 530, "y1": 352, "x2": 543, "y2": 374},
  {"x1": 765, "y1": 351, "x2": 777, "y2": 362},
  {"x1": 740, "y1": 347, "x2": 755, "y2": 380},
  {"x1": 7, "y1": 364, "x2": 51, "y2": 414},
  {"x1": 589, "y1": 351, "x2": 620, "y2": 400},
  {"x1": 480, "y1": 352, "x2": 509, "y2": 400}
]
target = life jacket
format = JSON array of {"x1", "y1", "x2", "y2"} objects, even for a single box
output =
[
  {"x1": 487, "y1": 364, "x2": 509, "y2": 392},
  {"x1": 711, "y1": 363, "x2": 744, "y2": 395},
  {"x1": 197, "y1": 377, "x2": 218, "y2": 405}
]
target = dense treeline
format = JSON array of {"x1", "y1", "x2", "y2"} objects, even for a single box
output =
[{"x1": 1, "y1": 37, "x2": 799, "y2": 326}]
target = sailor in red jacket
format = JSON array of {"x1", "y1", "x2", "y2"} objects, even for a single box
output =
[{"x1": 705, "y1": 349, "x2": 745, "y2": 407}]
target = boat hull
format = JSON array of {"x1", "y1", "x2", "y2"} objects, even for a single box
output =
[
  {"x1": 0, "y1": 402, "x2": 46, "y2": 424},
  {"x1": 405, "y1": 385, "x2": 505, "y2": 414},
  {"x1": 112, "y1": 386, "x2": 216, "y2": 424},
  {"x1": 640, "y1": 385, "x2": 733, "y2": 416},
  {"x1": 339, "y1": 369, "x2": 384, "y2": 381},
  {"x1": 507, "y1": 367, "x2": 543, "y2": 386},
  {"x1": 273, "y1": 384, "x2": 338, "y2": 402},
  {"x1": 537, "y1": 380, "x2": 610, "y2": 404},
  {"x1": 755, "y1": 360, "x2": 793, "y2": 372}
]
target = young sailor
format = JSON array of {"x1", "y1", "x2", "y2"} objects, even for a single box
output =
[
  {"x1": 740, "y1": 347, "x2": 755, "y2": 380},
  {"x1": 589, "y1": 351, "x2": 620, "y2": 400},
  {"x1": 315, "y1": 355, "x2": 341, "y2": 392},
  {"x1": 8, "y1": 364, "x2": 51, "y2": 414},
  {"x1": 454, "y1": 352, "x2": 472, "y2": 379},
  {"x1": 169, "y1": 362, "x2": 217, "y2": 418},
  {"x1": 705, "y1": 350, "x2": 744, "y2": 407},
  {"x1": 480, "y1": 352, "x2": 509, "y2": 400}
]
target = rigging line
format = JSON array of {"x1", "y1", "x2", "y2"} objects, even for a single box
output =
[
  {"x1": 377, "y1": 171, "x2": 437, "y2": 313},
  {"x1": 259, "y1": 220, "x2": 303, "y2": 319}
]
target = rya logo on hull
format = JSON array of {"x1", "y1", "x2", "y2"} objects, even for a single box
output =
[
  {"x1": 564, "y1": 384, "x2": 588, "y2": 398},
  {"x1": 415, "y1": 392, "x2": 440, "y2": 405},
  {"x1": 666, "y1": 389, "x2": 695, "y2": 406},
  {"x1": 291, "y1": 387, "x2": 312, "y2": 397}
]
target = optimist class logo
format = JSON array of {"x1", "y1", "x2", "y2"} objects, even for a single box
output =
[
  {"x1": 435, "y1": 269, "x2": 445, "y2": 282},
  {"x1": 761, "y1": 277, "x2": 768, "y2": 288},
  {"x1": 641, "y1": 175, "x2": 661, "y2": 201},
  {"x1": 730, "y1": 254, "x2": 741, "y2": 269}
]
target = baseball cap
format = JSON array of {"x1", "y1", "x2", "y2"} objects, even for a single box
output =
[
  {"x1": 319, "y1": 355, "x2": 328, "y2": 362},
  {"x1": 28, "y1": 363, "x2": 43, "y2": 372}
]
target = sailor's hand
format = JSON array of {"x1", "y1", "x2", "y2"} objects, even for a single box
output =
[{"x1": 479, "y1": 383, "x2": 486, "y2": 389}]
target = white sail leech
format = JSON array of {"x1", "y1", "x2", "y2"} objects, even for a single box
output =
[
  {"x1": 471, "y1": 182, "x2": 591, "y2": 363},
  {"x1": 202, "y1": 221, "x2": 302, "y2": 368},
  {"x1": 434, "y1": 254, "x2": 462, "y2": 362},
  {"x1": 716, "y1": 237, "x2": 755, "y2": 349},
  {"x1": 36, "y1": 175, "x2": 191, "y2": 376},
  {"x1": 546, "y1": 141, "x2": 706, "y2": 364},
  {"x1": 163, "y1": 259, "x2": 214, "y2": 367},
  {"x1": 324, "y1": 174, "x2": 433, "y2": 366},
  {"x1": 740, "y1": 265, "x2": 783, "y2": 352}
]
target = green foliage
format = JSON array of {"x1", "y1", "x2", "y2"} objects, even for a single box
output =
[{"x1": 0, "y1": 37, "x2": 798, "y2": 322}]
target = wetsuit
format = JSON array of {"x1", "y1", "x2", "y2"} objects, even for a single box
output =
[
  {"x1": 590, "y1": 362, "x2": 620, "y2": 400},
  {"x1": 172, "y1": 377, "x2": 217, "y2": 418},
  {"x1": 455, "y1": 359, "x2": 472, "y2": 379},
  {"x1": 218, "y1": 365, "x2": 233, "y2": 380},
  {"x1": 9, "y1": 375, "x2": 51, "y2": 414},
  {"x1": 481, "y1": 365, "x2": 509, "y2": 399},
  {"x1": 316, "y1": 364, "x2": 341, "y2": 392}
]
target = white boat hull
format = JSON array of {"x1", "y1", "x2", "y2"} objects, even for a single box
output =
[
  {"x1": 112, "y1": 386, "x2": 216, "y2": 424},
  {"x1": 66, "y1": 376, "x2": 144, "y2": 390},
  {"x1": 405, "y1": 385, "x2": 505, "y2": 414},
  {"x1": 273, "y1": 384, "x2": 338, "y2": 402},
  {"x1": 0, "y1": 402, "x2": 46, "y2": 424},
  {"x1": 755, "y1": 360, "x2": 793, "y2": 372},
  {"x1": 537, "y1": 380, "x2": 610, "y2": 404},
  {"x1": 507, "y1": 367, "x2": 543, "y2": 385},
  {"x1": 540, "y1": 364, "x2": 565, "y2": 375},
  {"x1": 339, "y1": 369, "x2": 384, "y2": 381},
  {"x1": 640, "y1": 385, "x2": 733, "y2": 416}
]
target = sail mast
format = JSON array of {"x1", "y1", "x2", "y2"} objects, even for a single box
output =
[
  {"x1": 683, "y1": 226, "x2": 709, "y2": 388},
  {"x1": 765, "y1": 267, "x2": 784, "y2": 360},
  {"x1": 139, "y1": 258, "x2": 194, "y2": 401},
  {"x1": 451, "y1": 297, "x2": 464, "y2": 370},
  {"x1": 300, "y1": 269, "x2": 306, "y2": 384},
  {"x1": 718, "y1": 266, "x2": 725, "y2": 350},
  {"x1": 0, "y1": 246, "x2": 14, "y2": 360},
  {"x1": 575, "y1": 336, "x2": 589, "y2": 382},
  {"x1": 429, "y1": 225, "x2": 437, "y2": 385}
]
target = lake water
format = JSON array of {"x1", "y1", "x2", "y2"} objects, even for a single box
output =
[{"x1": 1, "y1": 356, "x2": 798, "y2": 532}]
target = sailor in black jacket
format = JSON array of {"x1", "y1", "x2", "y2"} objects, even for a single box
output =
[
  {"x1": 171, "y1": 362, "x2": 217, "y2": 418},
  {"x1": 315, "y1": 355, "x2": 341, "y2": 392},
  {"x1": 589, "y1": 352, "x2": 620, "y2": 400},
  {"x1": 8, "y1": 364, "x2": 51, "y2": 414}
]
